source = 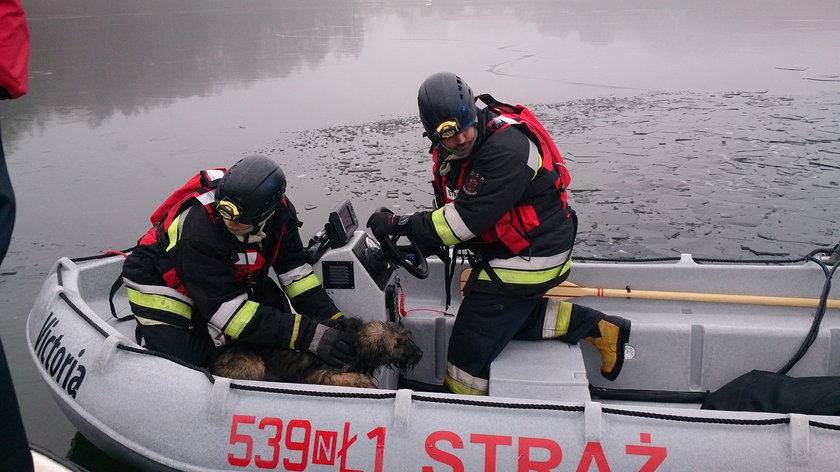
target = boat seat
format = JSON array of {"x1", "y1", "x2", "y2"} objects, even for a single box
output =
[
  {"x1": 489, "y1": 340, "x2": 591, "y2": 402},
  {"x1": 456, "y1": 268, "x2": 591, "y2": 401},
  {"x1": 399, "y1": 268, "x2": 592, "y2": 398}
]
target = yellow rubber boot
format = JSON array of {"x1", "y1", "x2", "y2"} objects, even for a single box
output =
[{"x1": 584, "y1": 315, "x2": 631, "y2": 381}]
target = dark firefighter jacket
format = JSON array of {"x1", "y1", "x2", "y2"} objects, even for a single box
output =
[
  {"x1": 407, "y1": 106, "x2": 576, "y2": 297},
  {"x1": 122, "y1": 195, "x2": 340, "y2": 349}
]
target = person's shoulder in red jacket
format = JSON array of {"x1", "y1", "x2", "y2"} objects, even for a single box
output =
[{"x1": 0, "y1": 0, "x2": 30, "y2": 100}]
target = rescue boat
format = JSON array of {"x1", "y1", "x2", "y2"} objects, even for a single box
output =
[{"x1": 27, "y1": 200, "x2": 840, "y2": 471}]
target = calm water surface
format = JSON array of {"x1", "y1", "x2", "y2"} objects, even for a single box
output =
[{"x1": 1, "y1": 0, "x2": 838, "y2": 468}]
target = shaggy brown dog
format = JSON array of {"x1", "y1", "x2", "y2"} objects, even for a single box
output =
[{"x1": 211, "y1": 318, "x2": 422, "y2": 388}]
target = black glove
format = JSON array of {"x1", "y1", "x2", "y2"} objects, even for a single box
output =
[
  {"x1": 366, "y1": 209, "x2": 410, "y2": 237},
  {"x1": 302, "y1": 321, "x2": 355, "y2": 367}
]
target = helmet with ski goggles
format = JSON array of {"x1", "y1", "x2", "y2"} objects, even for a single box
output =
[
  {"x1": 418, "y1": 72, "x2": 477, "y2": 142},
  {"x1": 215, "y1": 155, "x2": 286, "y2": 225}
]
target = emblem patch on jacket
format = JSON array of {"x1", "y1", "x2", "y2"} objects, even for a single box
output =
[{"x1": 462, "y1": 170, "x2": 485, "y2": 196}]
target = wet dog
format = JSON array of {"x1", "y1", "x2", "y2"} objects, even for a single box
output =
[{"x1": 211, "y1": 318, "x2": 422, "y2": 388}]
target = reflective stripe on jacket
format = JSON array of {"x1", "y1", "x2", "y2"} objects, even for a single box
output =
[
  {"x1": 414, "y1": 107, "x2": 576, "y2": 292},
  {"x1": 431, "y1": 111, "x2": 571, "y2": 256},
  {"x1": 122, "y1": 193, "x2": 340, "y2": 348}
]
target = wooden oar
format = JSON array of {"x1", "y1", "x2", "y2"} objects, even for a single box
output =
[{"x1": 460, "y1": 269, "x2": 839, "y2": 309}]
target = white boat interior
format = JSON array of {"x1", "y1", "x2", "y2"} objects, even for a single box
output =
[{"x1": 87, "y1": 201, "x2": 840, "y2": 405}]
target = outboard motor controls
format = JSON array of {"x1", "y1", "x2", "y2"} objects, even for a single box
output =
[
  {"x1": 359, "y1": 242, "x2": 389, "y2": 278},
  {"x1": 304, "y1": 229, "x2": 330, "y2": 265},
  {"x1": 311, "y1": 201, "x2": 398, "y2": 323}
]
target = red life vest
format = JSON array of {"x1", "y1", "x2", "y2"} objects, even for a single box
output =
[
  {"x1": 432, "y1": 94, "x2": 572, "y2": 254},
  {"x1": 0, "y1": 0, "x2": 30, "y2": 99},
  {"x1": 138, "y1": 168, "x2": 286, "y2": 295}
]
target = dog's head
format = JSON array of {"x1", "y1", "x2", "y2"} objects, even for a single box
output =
[{"x1": 353, "y1": 320, "x2": 423, "y2": 375}]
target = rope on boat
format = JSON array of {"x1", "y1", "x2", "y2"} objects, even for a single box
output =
[
  {"x1": 115, "y1": 344, "x2": 216, "y2": 383},
  {"x1": 600, "y1": 406, "x2": 789, "y2": 426},
  {"x1": 228, "y1": 382, "x2": 398, "y2": 400},
  {"x1": 57, "y1": 293, "x2": 110, "y2": 339},
  {"x1": 409, "y1": 393, "x2": 840, "y2": 432},
  {"x1": 810, "y1": 421, "x2": 840, "y2": 432},
  {"x1": 411, "y1": 393, "x2": 585, "y2": 412},
  {"x1": 575, "y1": 255, "x2": 809, "y2": 265}
]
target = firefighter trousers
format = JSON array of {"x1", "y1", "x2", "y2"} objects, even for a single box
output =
[{"x1": 445, "y1": 287, "x2": 605, "y2": 394}]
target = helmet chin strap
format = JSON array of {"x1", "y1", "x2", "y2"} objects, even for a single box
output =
[
  {"x1": 438, "y1": 143, "x2": 474, "y2": 176},
  {"x1": 231, "y1": 210, "x2": 274, "y2": 245}
]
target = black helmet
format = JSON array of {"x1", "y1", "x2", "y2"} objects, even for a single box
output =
[
  {"x1": 215, "y1": 155, "x2": 286, "y2": 224},
  {"x1": 417, "y1": 72, "x2": 477, "y2": 142}
]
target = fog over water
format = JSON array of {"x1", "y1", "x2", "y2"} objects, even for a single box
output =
[{"x1": 1, "y1": 0, "x2": 838, "y2": 467}]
